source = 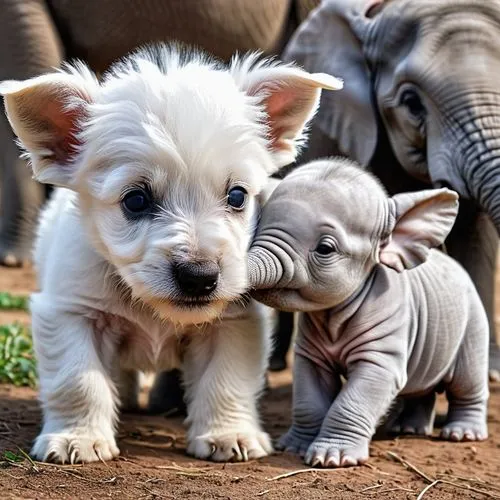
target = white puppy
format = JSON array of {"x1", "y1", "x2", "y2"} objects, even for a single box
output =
[{"x1": 0, "y1": 44, "x2": 342, "y2": 464}]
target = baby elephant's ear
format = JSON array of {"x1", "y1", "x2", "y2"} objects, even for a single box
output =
[
  {"x1": 379, "y1": 188, "x2": 459, "y2": 272},
  {"x1": 0, "y1": 69, "x2": 97, "y2": 187}
]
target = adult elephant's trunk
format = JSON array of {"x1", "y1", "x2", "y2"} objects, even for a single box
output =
[
  {"x1": 435, "y1": 104, "x2": 500, "y2": 235},
  {"x1": 464, "y1": 153, "x2": 500, "y2": 235},
  {"x1": 247, "y1": 243, "x2": 293, "y2": 289}
]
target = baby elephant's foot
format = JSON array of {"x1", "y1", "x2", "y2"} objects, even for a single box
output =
[
  {"x1": 277, "y1": 426, "x2": 316, "y2": 457},
  {"x1": 392, "y1": 393, "x2": 436, "y2": 436},
  {"x1": 440, "y1": 422, "x2": 488, "y2": 442},
  {"x1": 305, "y1": 437, "x2": 369, "y2": 468},
  {"x1": 187, "y1": 427, "x2": 273, "y2": 462},
  {"x1": 441, "y1": 403, "x2": 488, "y2": 441}
]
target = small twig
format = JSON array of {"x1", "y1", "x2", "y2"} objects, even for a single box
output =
[
  {"x1": 3, "y1": 470, "x2": 23, "y2": 479},
  {"x1": 144, "y1": 478, "x2": 167, "y2": 485},
  {"x1": 417, "y1": 480, "x2": 441, "y2": 500},
  {"x1": 439, "y1": 480, "x2": 500, "y2": 499},
  {"x1": 57, "y1": 469, "x2": 118, "y2": 485},
  {"x1": 154, "y1": 463, "x2": 213, "y2": 474},
  {"x1": 0, "y1": 460, "x2": 29, "y2": 470},
  {"x1": 17, "y1": 447, "x2": 39, "y2": 472},
  {"x1": 436, "y1": 473, "x2": 500, "y2": 492},
  {"x1": 141, "y1": 485, "x2": 169, "y2": 499},
  {"x1": 374, "y1": 487, "x2": 414, "y2": 495},
  {"x1": 386, "y1": 452, "x2": 434, "y2": 483},
  {"x1": 267, "y1": 467, "x2": 341, "y2": 481},
  {"x1": 363, "y1": 462, "x2": 391, "y2": 476},
  {"x1": 257, "y1": 490, "x2": 270, "y2": 497},
  {"x1": 33, "y1": 461, "x2": 84, "y2": 469},
  {"x1": 360, "y1": 484, "x2": 382, "y2": 493}
]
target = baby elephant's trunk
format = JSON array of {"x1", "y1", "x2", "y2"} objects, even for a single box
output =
[{"x1": 248, "y1": 245, "x2": 287, "y2": 289}]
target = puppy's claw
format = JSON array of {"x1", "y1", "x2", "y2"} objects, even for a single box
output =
[
  {"x1": 240, "y1": 444, "x2": 249, "y2": 462},
  {"x1": 70, "y1": 447, "x2": 79, "y2": 464},
  {"x1": 231, "y1": 446, "x2": 243, "y2": 462}
]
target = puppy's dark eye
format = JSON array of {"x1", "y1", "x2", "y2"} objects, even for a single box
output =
[
  {"x1": 122, "y1": 188, "x2": 152, "y2": 216},
  {"x1": 315, "y1": 242, "x2": 336, "y2": 256},
  {"x1": 399, "y1": 88, "x2": 426, "y2": 120},
  {"x1": 227, "y1": 186, "x2": 247, "y2": 210}
]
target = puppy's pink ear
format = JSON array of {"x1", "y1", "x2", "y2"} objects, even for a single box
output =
[
  {"x1": 0, "y1": 70, "x2": 96, "y2": 187},
  {"x1": 232, "y1": 55, "x2": 343, "y2": 169}
]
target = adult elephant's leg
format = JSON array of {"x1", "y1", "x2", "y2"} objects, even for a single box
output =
[
  {"x1": 269, "y1": 311, "x2": 295, "y2": 371},
  {"x1": 0, "y1": 0, "x2": 64, "y2": 266},
  {"x1": 445, "y1": 200, "x2": 499, "y2": 382}
]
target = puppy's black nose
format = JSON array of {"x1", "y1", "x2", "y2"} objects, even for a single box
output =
[{"x1": 174, "y1": 261, "x2": 219, "y2": 297}]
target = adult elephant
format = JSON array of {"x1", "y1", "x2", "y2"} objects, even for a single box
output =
[
  {"x1": 0, "y1": 0, "x2": 321, "y2": 267},
  {"x1": 280, "y1": 0, "x2": 500, "y2": 380}
]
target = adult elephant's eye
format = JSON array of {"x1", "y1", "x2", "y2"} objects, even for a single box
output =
[
  {"x1": 121, "y1": 188, "x2": 152, "y2": 217},
  {"x1": 399, "y1": 87, "x2": 426, "y2": 121},
  {"x1": 227, "y1": 186, "x2": 247, "y2": 210}
]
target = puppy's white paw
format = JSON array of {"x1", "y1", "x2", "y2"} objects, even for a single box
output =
[
  {"x1": 187, "y1": 427, "x2": 273, "y2": 462},
  {"x1": 32, "y1": 429, "x2": 120, "y2": 464}
]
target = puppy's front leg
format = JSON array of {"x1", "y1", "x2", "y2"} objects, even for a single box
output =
[
  {"x1": 31, "y1": 297, "x2": 119, "y2": 464},
  {"x1": 183, "y1": 302, "x2": 273, "y2": 462}
]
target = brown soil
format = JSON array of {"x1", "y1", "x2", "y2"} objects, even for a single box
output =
[{"x1": 0, "y1": 266, "x2": 499, "y2": 500}]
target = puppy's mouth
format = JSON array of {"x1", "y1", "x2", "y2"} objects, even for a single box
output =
[{"x1": 172, "y1": 297, "x2": 214, "y2": 309}]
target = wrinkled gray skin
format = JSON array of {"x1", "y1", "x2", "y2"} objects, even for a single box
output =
[
  {"x1": 283, "y1": 0, "x2": 500, "y2": 379},
  {"x1": 248, "y1": 159, "x2": 489, "y2": 468}
]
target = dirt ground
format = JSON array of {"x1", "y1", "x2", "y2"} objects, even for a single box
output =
[{"x1": 0, "y1": 266, "x2": 499, "y2": 499}]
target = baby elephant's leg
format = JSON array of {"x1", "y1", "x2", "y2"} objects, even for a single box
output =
[
  {"x1": 391, "y1": 393, "x2": 436, "y2": 436},
  {"x1": 277, "y1": 354, "x2": 341, "y2": 456},
  {"x1": 306, "y1": 362, "x2": 399, "y2": 468},
  {"x1": 442, "y1": 301, "x2": 489, "y2": 442}
]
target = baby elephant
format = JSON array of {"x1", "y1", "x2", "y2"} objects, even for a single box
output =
[{"x1": 249, "y1": 158, "x2": 489, "y2": 468}]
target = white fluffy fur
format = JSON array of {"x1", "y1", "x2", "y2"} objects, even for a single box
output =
[{"x1": 0, "y1": 44, "x2": 341, "y2": 464}]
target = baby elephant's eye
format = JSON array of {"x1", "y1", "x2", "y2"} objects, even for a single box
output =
[
  {"x1": 315, "y1": 242, "x2": 336, "y2": 256},
  {"x1": 122, "y1": 188, "x2": 152, "y2": 216},
  {"x1": 227, "y1": 186, "x2": 247, "y2": 210}
]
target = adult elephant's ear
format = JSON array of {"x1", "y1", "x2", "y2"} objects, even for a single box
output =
[{"x1": 283, "y1": 0, "x2": 384, "y2": 167}]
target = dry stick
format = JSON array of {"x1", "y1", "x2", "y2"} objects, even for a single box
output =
[
  {"x1": 141, "y1": 485, "x2": 169, "y2": 499},
  {"x1": 436, "y1": 473, "x2": 500, "y2": 492},
  {"x1": 3, "y1": 470, "x2": 23, "y2": 480},
  {"x1": 438, "y1": 480, "x2": 500, "y2": 499},
  {"x1": 363, "y1": 461, "x2": 391, "y2": 476},
  {"x1": 257, "y1": 490, "x2": 271, "y2": 497},
  {"x1": 34, "y1": 461, "x2": 84, "y2": 468},
  {"x1": 154, "y1": 463, "x2": 214, "y2": 473},
  {"x1": 57, "y1": 469, "x2": 118, "y2": 485},
  {"x1": 267, "y1": 467, "x2": 341, "y2": 481},
  {"x1": 387, "y1": 452, "x2": 500, "y2": 500},
  {"x1": 360, "y1": 484, "x2": 383, "y2": 493},
  {"x1": 371, "y1": 488, "x2": 415, "y2": 495},
  {"x1": 0, "y1": 460, "x2": 29, "y2": 470},
  {"x1": 16, "y1": 447, "x2": 39, "y2": 472},
  {"x1": 416, "y1": 480, "x2": 441, "y2": 500},
  {"x1": 385, "y1": 452, "x2": 434, "y2": 483}
]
